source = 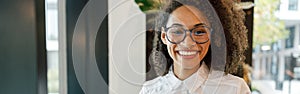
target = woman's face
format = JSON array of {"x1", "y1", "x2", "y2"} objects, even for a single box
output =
[{"x1": 161, "y1": 5, "x2": 211, "y2": 70}]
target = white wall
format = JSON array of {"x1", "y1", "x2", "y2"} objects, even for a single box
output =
[{"x1": 109, "y1": 0, "x2": 146, "y2": 94}]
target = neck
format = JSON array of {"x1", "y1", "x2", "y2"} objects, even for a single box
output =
[{"x1": 173, "y1": 62, "x2": 201, "y2": 80}]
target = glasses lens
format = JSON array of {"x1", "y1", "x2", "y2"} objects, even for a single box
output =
[
  {"x1": 191, "y1": 26, "x2": 209, "y2": 43},
  {"x1": 167, "y1": 27, "x2": 185, "y2": 43}
]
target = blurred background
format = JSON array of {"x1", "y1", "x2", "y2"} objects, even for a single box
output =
[
  {"x1": 1, "y1": 0, "x2": 300, "y2": 94},
  {"x1": 251, "y1": 0, "x2": 300, "y2": 94}
]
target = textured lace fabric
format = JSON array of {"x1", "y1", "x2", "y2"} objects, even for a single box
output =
[{"x1": 139, "y1": 63, "x2": 251, "y2": 94}]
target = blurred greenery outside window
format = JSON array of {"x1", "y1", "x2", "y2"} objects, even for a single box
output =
[{"x1": 254, "y1": 0, "x2": 289, "y2": 48}]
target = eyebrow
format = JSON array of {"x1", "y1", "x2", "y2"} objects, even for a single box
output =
[
  {"x1": 194, "y1": 23, "x2": 207, "y2": 27},
  {"x1": 169, "y1": 23, "x2": 184, "y2": 27},
  {"x1": 169, "y1": 23, "x2": 207, "y2": 27}
]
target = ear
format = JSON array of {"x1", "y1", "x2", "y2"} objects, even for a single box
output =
[{"x1": 161, "y1": 27, "x2": 168, "y2": 45}]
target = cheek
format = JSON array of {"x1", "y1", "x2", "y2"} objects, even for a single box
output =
[
  {"x1": 198, "y1": 43, "x2": 210, "y2": 58},
  {"x1": 166, "y1": 44, "x2": 177, "y2": 58}
]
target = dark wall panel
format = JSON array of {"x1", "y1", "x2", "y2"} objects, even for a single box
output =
[
  {"x1": 66, "y1": 0, "x2": 109, "y2": 93},
  {"x1": 0, "y1": 0, "x2": 47, "y2": 94},
  {"x1": 66, "y1": 0, "x2": 87, "y2": 94}
]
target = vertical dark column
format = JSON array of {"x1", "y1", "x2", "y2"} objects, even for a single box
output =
[
  {"x1": 67, "y1": 0, "x2": 109, "y2": 94},
  {"x1": 242, "y1": 0, "x2": 254, "y2": 66},
  {"x1": 0, "y1": 0, "x2": 47, "y2": 94},
  {"x1": 66, "y1": 0, "x2": 87, "y2": 94},
  {"x1": 95, "y1": 15, "x2": 109, "y2": 85},
  {"x1": 35, "y1": 0, "x2": 48, "y2": 94}
]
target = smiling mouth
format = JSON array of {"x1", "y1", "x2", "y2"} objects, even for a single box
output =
[
  {"x1": 176, "y1": 51, "x2": 199, "y2": 59},
  {"x1": 178, "y1": 51, "x2": 198, "y2": 55}
]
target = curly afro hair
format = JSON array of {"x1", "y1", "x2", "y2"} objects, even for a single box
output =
[{"x1": 209, "y1": 0, "x2": 248, "y2": 74}]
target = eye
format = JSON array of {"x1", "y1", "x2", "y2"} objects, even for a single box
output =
[
  {"x1": 169, "y1": 28, "x2": 184, "y2": 35},
  {"x1": 173, "y1": 30, "x2": 184, "y2": 34},
  {"x1": 194, "y1": 30, "x2": 206, "y2": 35}
]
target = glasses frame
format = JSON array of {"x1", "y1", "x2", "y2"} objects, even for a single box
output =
[{"x1": 164, "y1": 24, "x2": 212, "y2": 44}]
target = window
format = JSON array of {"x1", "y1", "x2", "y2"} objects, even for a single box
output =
[
  {"x1": 266, "y1": 57, "x2": 271, "y2": 75},
  {"x1": 289, "y1": 0, "x2": 298, "y2": 11},
  {"x1": 285, "y1": 26, "x2": 295, "y2": 48},
  {"x1": 284, "y1": 56, "x2": 293, "y2": 80},
  {"x1": 46, "y1": 0, "x2": 59, "y2": 93}
]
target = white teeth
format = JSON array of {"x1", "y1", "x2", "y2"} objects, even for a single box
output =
[{"x1": 178, "y1": 51, "x2": 197, "y2": 56}]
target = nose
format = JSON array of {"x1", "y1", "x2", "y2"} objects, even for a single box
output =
[{"x1": 180, "y1": 32, "x2": 196, "y2": 48}]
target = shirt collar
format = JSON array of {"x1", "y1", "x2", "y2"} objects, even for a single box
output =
[{"x1": 165, "y1": 62, "x2": 210, "y2": 92}]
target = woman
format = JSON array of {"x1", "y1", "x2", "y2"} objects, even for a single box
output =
[{"x1": 140, "y1": 0, "x2": 250, "y2": 94}]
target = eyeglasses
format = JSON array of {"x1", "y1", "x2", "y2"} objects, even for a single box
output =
[{"x1": 164, "y1": 24, "x2": 211, "y2": 44}]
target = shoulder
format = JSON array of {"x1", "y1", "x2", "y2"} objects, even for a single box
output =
[
  {"x1": 208, "y1": 72, "x2": 246, "y2": 85},
  {"x1": 223, "y1": 74, "x2": 251, "y2": 94},
  {"x1": 222, "y1": 74, "x2": 248, "y2": 86},
  {"x1": 223, "y1": 74, "x2": 245, "y2": 82},
  {"x1": 139, "y1": 76, "x2": 168, "y2": 94},
  {"x1": 142, "y1": 76, "x2": 164, "y2": 87}
]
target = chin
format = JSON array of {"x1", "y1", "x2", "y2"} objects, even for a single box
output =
[{"x1": 174, "y1": 60, "x2": 201, "y2": 70}]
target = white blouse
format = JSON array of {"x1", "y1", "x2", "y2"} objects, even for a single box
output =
[{"x1": 139, "y1": 63, "x2": 251, "y2": 94}]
